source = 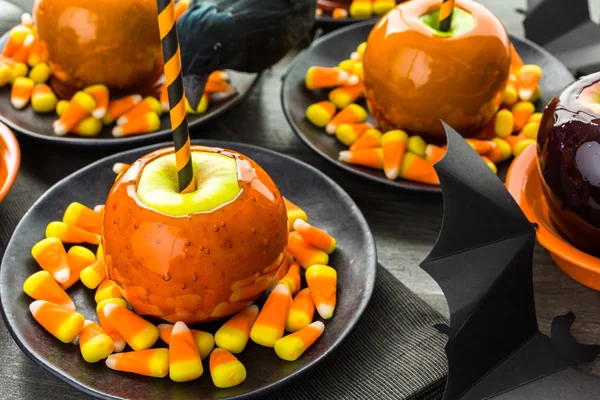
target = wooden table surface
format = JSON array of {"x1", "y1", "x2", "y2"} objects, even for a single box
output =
[{"x1": 2, "y1": 1, "x2": 600, "y2": 399}]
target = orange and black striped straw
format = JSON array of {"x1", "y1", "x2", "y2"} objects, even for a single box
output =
[
  {"x1": 157, "y1": 0, "x2": 195, "y2": 193},
  {"x1": 438, "y1": 0, "x2": 455, "y2": 32}
]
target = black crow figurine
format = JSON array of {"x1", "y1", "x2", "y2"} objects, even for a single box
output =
[{"x1": 177, "y1": 0, "x2": 316, "y2": 108}]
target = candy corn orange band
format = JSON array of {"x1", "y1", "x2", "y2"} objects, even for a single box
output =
[{"x1": 157, "y1": 0, "x2": 195, "y2": 194}]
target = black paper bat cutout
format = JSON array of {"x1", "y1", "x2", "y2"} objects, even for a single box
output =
[{"x1": 420, "y1": 123, "x2": 600, "y2": 399}]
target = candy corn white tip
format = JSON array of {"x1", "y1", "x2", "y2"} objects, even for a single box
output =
[
  {"x1": 338, "y1": 70, "x2": 349, "y2": 82},
  {"x1": 112, "y1": 127, "x2": 124, "y2": 137},
  {"x1": 310, "y1": 321, "x2": 325, "y2": 332},
  {"x1": 171, "y1": 321, "x2": 187, "y2": 335},
  {"x1": 94, "y1": 205, "x2": 104, "y2": 212},
  {"x1": 346, "y1": 75, "x2": 360, "y2": 86},
  {"x1": 115, "y1": 116, "x2": 128, "y2": 126},
  {"x1": 105, "y1": 355, "x2": 117, "y2": 370},
  {"x1": 83, "y1": 320, "x2": 94, "y2": 328},
  {"x1": 11, "y1": 99, "x2": 27, "y2": 110},
  {"x1": 102, "y1": 303, "x2": 117, "y2": 317},
  {"x1": 23, "y1": 34, "x2": 35, "y2": 46},
  {"x1": 519, "y1": 89, "x2": 533, "y2": 100},
  {"x1": 384, "y1": 168, "x2": 399, "y2": 180},
  {"x1": 63, "y1": 300, "x2": 76, "y2": 311},
  {"x1": 293, "y1": 219, "x2": 309, "y2": 231},
  {"x1": 350, "y1": 52, "x2": 360, "y2": 61},
  {"x1": 317, "y1": 304, "x2": 335, "y2": 319},
  {"x1": 325, "y1": 124, "x2": 336, "y2": 135},
  {"x1": 112, "y1": 163, "x2": 127, "y2": 174},
  {"x1": 338, "y1": 151, "x2": 350, "y2": 162},
  {"x1": 161, "y1": 103, "x2": 169, "y2": 113},
  {"x1": 92, "y1": 108, "x2": 107, "y2": 119},
  {"x1": 247, "y1": 304, "x2": 259, "y2": 313},
  {"x1": 53, "y1": 267, "x2": 70, "y2": 284},
  {"x1": 113, "y1": 338, "x2": 126, "y2": 353},
  {"x1": 131, "y1": 94, "x2": 143, "y2": 104},
  {"x1": 273, "y1": 283, "x2": 290, "y2": 295},
  {"x1": 53, "y1": 121, "x2": 67, "y2": 136},
  {"x1": 21, "y1": 13, "x2": 33, "y2": 25},
  {"x1": 157, "y1": 323, "x2": 172, "y2": 333},
  {"x1": 29, "y1": 300, "x2": 45, "y2": 315}
]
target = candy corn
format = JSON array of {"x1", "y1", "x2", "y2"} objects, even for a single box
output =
[
  {"x1": 502, "y1": 85, "x2": 518, "y2": 107},
  {"x1": 168, "y1": 321, "x2": 203, "y2": 382},
  {"x1": 95, "y1": 279, "x2": 123, "y2": 303},
  {"x1": 103, "y1": 95, "x2": 142, "y2": 125},
  {"x1": 103, "y1": 303, "x2": 159, "y2": 351},
  {"x1": 2, "y1": 25, "x2": 32, "y2": 57},
  {"x1": 278, "y1": 262, "x2": 301, "y2": 296},
  {"x1": 517, "y1": 65, "x2": 542, "y2": 101},
  {"x1": 23, "y1": 271, "x2": 75, "y2": 310},
  {"x1": 84, "y1": 84, "x2": 110, "y2": 119},
  {"x1": 349, "y1": 128, "x2": 382, "y2": 150},
  {"x1": 157, "y1": 324, "x2": 214, "y2": 360},
  {"x1": 11, "y1": 33, "x2": 35, "y2": 63},
  {"x1": 484, "y1": 138, "x2": 512, "y2": 164},
  {"x1": 465, "y1": 139, "x2": 496, "y2": 155},
  {"x1": 31, "y1": 83, "x2": 57, "y2": 113},
  {"x1": 112, "y1": 112, "x2": 161, "y2": 137},
  {"x1": 204, "y1": 78, "x2": 231, "y2": 93},
  {"x1": 208, "y1": 70, "x2": 230, "y2": 83},
  {"x1": 425, "y1": 144, "x2": 446, "y2": 164},
  {"x1": 338, "y1": 148, "x2": 383, "y2": 169},
  {"x1": 106, "y1": 348, "x2": 169, "y2": 378},
  {"x1": 287, "y1": 231, "x2": 329, "y2": 269},
  {"x1": 209, "y1": 348, "x2": 247, "y2": 388},
  {"x1": 69, "y1": 117, "x2": 102, "y2": 136},
  {"x1": 350, "y1": 0, "x2": 373, "y2": 17},
  {"x1": 160, "y1": 83, "x2": 169, "y2": 112},
  {"x1": 10, "y1": 62, "x2": 28, "y2": 83},
  {"x1": 56, "y1": 99, "x2": 68, "y2": 116},
  {"x1": 305, "y1": 66, "x2": 355, "y2": 90},
  {"x1": 31, "y1": 237, "x2": 70, "y2": 284},
  {"x1": 481, "y1": 155, "x2": 497, "y2": 174},
  {"x1": 79, "y1": 320, "x2": 114, "y2": 363},
  {"x1": 521, "y1": 121, "x2": 539, "y2": 140},
  {"x1": 80, "y1": 259, "x2": 107, "y2": 289},
  {"x1": 185, "y1": 93, "x2": 210, "y2": 114},
  {"x1": 275, "y1": 321, "x2": 324, "y2": 361},
  {"x1": 399, "y1": 153, "x2": 439, "y2": 185},
  {"x1": 511, "y1": 101, "x2": 535, "y2": 132},
  {"x1": 117, "y1": 97, "x2": 162, "y2": 125},
  {"x1": 510, "y1": 43, "x2": 524, "y2": 73},
  {"x1": 0, "y1": 64, "x2": 11, "y2": 86},
  {"x1": 326, "y1": 103, "x2": 367, "y2": 134},
  {"x1": 305, "y1": 265, "x2": 337, "y2": 319},
  {"x1": 97, "y1": 298, "x2": 128, "y2": 353},
  {"x1": 292, "y1": 219, "x2": 336, "y2": 255},
  {"x1": 332, "y1": 8, "x2": 348, "y2": 19},
  {"x1": 530, "y1": 85, "x2": 541, "y2": 103},
  {"x1": 513, "y1": 138, "x2": 536, "y2": 157},
  {"x1": 494, "y1": 109, "x2": 514, "y2": 137},
  {"x1": 53, "y1": 91, "x2": 96, "y2": 136},
  {"x1": 382, "y1": 130, "x2": 408, "y2": 180},
  {"x1": 529, "y1": 112, "x2": 543, "y2": 124},
  {"x1": 407, "y1": 135, "x2": 426, "y2": 157},
  {"x1": 352, "y1": 61, "x2": 364, "y2": 81},
  {"x1": 62, "y1": 246, "x2": 95, "y2": 290},
  {"x1": 338, "y1": 59, "x2": 355, "y2": 73},
  {"x1": 285, "y1": 288, "x2": 315, "y2": 333},
  {"x1": 62, "y1": 202, "x2": 102, "y2": 234},
  {"x1": 28, "y1": 62, "x2": 51, "y2": 83},
  {"x1": 305, "y1": 101, "x2": 336, "y2": 128},
  {"x1": 10, "y1": 76, "x2": 33, "y2": 109},
  {"x1": 214, "y1": 304, "x2": 259, "y2": 354},
  {"x1": 373, "y1": 0, "x2": 396, "y2": 14},
  {"x1": 250, "y1": 284, "x2": 292, "y2": 347},
  {"x1": 329, "y1": 83, "x2": 364, "y2": 109},
  {"x1": 112, "y1": 162, "x2": 129, "y2": 175},
  {"x1": 27, "y1": 40, "x2": 47, "y2": 67},
  {"x1": 283, "y1": 197, "x2": 308, "y2": 227},
  {"x1": 46, "y1": 221, "x2": 101, "y2": 244},
  {"x1": 335, "y1": 123, "x2": 373, "y2": 146},
  {"x1": 29, "y1": 300, "x2": 84, "y2": 343}
]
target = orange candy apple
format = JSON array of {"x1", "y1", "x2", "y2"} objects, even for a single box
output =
[
  {"x1": 363, "y1": 0, "x2": 511, "y2": 141},
  {"x1": 102, "y1": 146, "x2": 289, "y2": 324}
]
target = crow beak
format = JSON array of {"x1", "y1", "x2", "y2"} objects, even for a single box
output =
[{"x1": 183, "y1": 74, "x2": 208, "y2": 110}]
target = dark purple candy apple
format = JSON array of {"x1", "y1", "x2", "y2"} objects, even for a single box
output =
[{"x1": 537, "y1": 72, "x2": 600, "y2": 256}]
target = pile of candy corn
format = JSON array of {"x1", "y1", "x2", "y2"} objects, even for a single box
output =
[
  {"x1": 22, "y1": 166, "x2": 338, "y2": 387},
  {"x1": 1, "y1": 11, "x2": 234, "y2": 138},
  {"x1": 304, "y1": 41, "x2": 543, "y2": 186},
  {"x1": 316, "y1": 0, "x2": 398, "y2": 20}
]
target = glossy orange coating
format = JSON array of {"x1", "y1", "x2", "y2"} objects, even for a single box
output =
[
  {"x1": 102, "y1": 146, "x2": 289, "y2": 324},
  {"x1": 34, "y1": 0, "x2": 162, "y2": 94},
  {"x1": 506, "y1": 144, "x2": 600, "y2": 291},
  {"x1": 363, "y1": 0, "x2": 511, "y2": 142},
  {"x1": 0, "y1": 122, "x2": 20, "y2": 203}
]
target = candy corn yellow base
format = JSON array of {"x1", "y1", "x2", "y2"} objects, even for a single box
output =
[
  {"x1": 250, "y1": 325, "x2": 281, "y2": 348},
  {"x1": 193, "y1": 331, "x2": 215, "y2": 360},
  {"x1": 274, "y1": 336, "x2": 306, "y2": 361},
  {"x1": 136, "y1": 152, "x2": 241, "y2": 216},
  {"x1": 170, "y1": 360, "x2": 204, "y2": 382},
  {"x1": 211, "y1": 361, "x2": 247, "y2": 388},
  {"x1": 286, "y1": 309, "x2": 312, "y2": 333},
  {"x1": 81, "y1": 334, "x2": 114, "y2": 363},
  {"x1": 128, "y1": 325, "x2": 160, "y2": 351},
  {"x1": 215, "y1": 326, "x2": 249, "y2": 354}
]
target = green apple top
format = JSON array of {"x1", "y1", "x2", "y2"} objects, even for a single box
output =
[
  {"x1": 419, "y1": 7, "x2": 475, "y2": 37},
  {"x1": 136, "y1": 152, "x2": 241, "y2": 216}
]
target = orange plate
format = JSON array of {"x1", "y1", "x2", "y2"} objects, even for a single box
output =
[
  {"x1": 506, "y1": 144, "x2": 600, "y2": 291},
  {"x1": 0, "y1": 122, "x2": 20, "y2": 202}
]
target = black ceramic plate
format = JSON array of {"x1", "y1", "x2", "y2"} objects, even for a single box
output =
[
  {"x1": 0, "y1": 33, "x2": 260, "y2": 147},
  {"x1": 281, "y1": 20, "x2": 575, "y2": 193},
  {"x1": 0, "y1": 141, "x2": 376, "y2": 400}
]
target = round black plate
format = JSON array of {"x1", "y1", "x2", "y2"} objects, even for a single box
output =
[
  {"x1": 0, "y1": 141, "x2": 376, "y2": 400},
  {"x1": 281, "y1": 20, "x2": 575, "y2": 193},
  {"x1": 0, "y1": 33, "x2": 260, "y2": 147}
]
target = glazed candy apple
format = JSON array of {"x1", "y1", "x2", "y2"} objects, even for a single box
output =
[
  {"x1": 537, "y1": 73, "x2": 600, "y2": 257},
  {"x1": 34, "y1": 0, "x2": 162, "y2": 94},
  {"x1": 102, "y1": 146, "x2": 289, "y2": 324},
  {"x1": 363, "y1": 0, "x2": 511, "y2": 141}
]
